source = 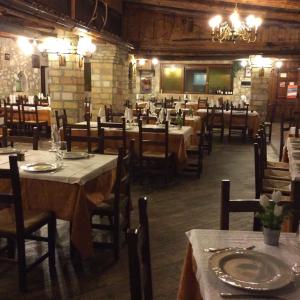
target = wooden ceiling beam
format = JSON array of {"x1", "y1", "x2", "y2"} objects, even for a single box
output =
[{"x1": 124, "y1": 0, "x2": 300, "y2": 23}]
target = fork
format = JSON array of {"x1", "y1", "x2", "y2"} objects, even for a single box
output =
[{"x1": 203, "y1": 245, "x2": 255, "y2": 253}]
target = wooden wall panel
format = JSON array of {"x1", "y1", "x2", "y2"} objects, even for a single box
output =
[{"x1": 123, "y1": 4, "x2": 300, "y2": 58}]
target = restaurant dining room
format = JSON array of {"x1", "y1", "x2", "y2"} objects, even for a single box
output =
[{"x1": 0, "y1": 0, "x2": 300, "y2": 299}]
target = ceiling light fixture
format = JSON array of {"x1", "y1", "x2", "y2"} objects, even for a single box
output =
[{"x1": 208, "y1": 4, "x2": 262, "y2": 43}]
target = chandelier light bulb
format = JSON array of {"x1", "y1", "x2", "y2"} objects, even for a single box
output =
[
  {"x1": 255, "y1": 17, "x2": 262, "y2": 30},
  {"x1": 209, "y1": 15, "x2": 222, "y2": 30},
  {"x1": 246, "y1": 15, "x2": 256, "y2": 28},
  {"x1": 230, "y1": 10, "x2": 241, "y2": 30}
]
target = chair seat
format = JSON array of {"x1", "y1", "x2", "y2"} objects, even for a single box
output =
[
  {"x1": 264, "y1": 168, "x2": 290, "y2": 181},
  {"x1": 262, "y1": 178, "x2": 291, "y2": 194},
  {"x1": 0, "y1": 208, "x2": 52, "y2": 235},
  {"x1": 267, "y1": 161, "x2": 289, "y2": 171},
  {"x1": 142, "y1": 151, "x2": 173, "y2": 159},
  {"x1": 24, "y1": 120, "x2": 47, "y2": 124}
]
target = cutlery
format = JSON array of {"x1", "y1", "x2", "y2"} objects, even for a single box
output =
[
  {"x1": 203, "y1": 245, "x2": 255, "y2": 253},
  {"x1": 220, "y1": 292, "x2": 285, "y2": 299}
]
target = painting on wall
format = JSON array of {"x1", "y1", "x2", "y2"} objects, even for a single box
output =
[
  {"x1": 245, "y1": 66, "x2": 251, "y2": 78},
  {"x1": 140, "y1": 71, "x2": 153, "y2": 94}
]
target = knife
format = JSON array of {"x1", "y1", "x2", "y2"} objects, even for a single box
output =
[{"x1": 220, "y1": 292, "x2": 286, "y2": 299}]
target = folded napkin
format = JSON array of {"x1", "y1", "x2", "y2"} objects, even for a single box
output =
[
  {"x1": 124, "y1": 107, "x2": 129, "y2": 122},
  {"x1": 149, "y1": 102, "x2": 156, "y2": 115},
  {"x1": 158, "y1": 109, "x2": 165, "y2": 123},
  {"x1": 127, "y1": 108, "x2": 133, "y2": 122},
  {"x1": 98, "y1": 106, "x2": 106, "y2": 122},
  {"x1": 145, "y1": 101, "x2": 150, "y2": 110},
  {"x1": 175, "y1": 102, "x2": 181, "y2": 113},
  {"x1": 166, "y1": 110, "x2": 171, "y2": 122}
]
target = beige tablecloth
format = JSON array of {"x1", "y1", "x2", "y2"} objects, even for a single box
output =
[
  {"x1": 0, "y1": 150, "x2": 117, "y2": 258},
  {"x1": 178, "y1": 229, "x2": 300, "y2": 300}
]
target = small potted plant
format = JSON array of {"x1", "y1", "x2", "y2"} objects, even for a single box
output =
[
  {"x1": 258, "y1": 191, "x2": 290, "y2": 246},
  {"x1": 176, "y1": 114, "x2": 183, "y2": 129}
]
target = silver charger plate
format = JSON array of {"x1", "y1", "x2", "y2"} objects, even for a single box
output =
[
  {"x1": 21, "y1": 162, "x2": 58, "y2": 173},
  {"x1": 209, "y1": 249, "x2": 294, "y2": 291},
  {"x1": 63, "y1": 152, "x2": 89, "y2": 160},
  {"x1": 0, "y1": 147, "x2": 18, "y2": 155}
]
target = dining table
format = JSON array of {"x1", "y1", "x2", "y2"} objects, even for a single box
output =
[
  {"x1": 0, "y1": 149, "x2": 117, "y2": 258},
  {"x1": 196, "y1": 109, "x2": 260, "y2": 138},
  {"x1": 74, "y1": 121, "x2": 194, "y2": 165},
  {"x1": 178, "y1": 229, "x2": 300, "y2": 300}
]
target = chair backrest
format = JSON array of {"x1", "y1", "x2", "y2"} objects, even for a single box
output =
[
  {"x1": 65, "y1": 120, "x2": 103, "y2": 153},
  {"x1": 138, "y1": 120, "x2": 169, "y2": 159},
  {"x1": 55, "y1": 109, "x2": 67, "y2": 129},
  {"x1": 229, "y1": 104, "x2": 249, "y2": 128},
  {"x1": 105, "y1": 105, "x2": 124, "y2": 122},
  {"x1": 198, "y1": 98, "x2": 208, "y2": 109},
  {"x1": 279, "y1": 111, "x2": 292, "y2": 161},
  {"x1": 21, "y1": 101, "x2": 39, "y2": 123},
  {"x1": 127, "y1": 197, "x2": 153, "y2": 300},
  {"x1": 220, "y1": 179, "x2": 261, "y2": 231},
  {"x1": 266, "y1": 102, "x2": 277, "y2": 123},
  {"x1": 2, "y1": 126, "x2": 39, "y2": 150},
  {"x1": 163, "y1": 98, "x2": 175, "y2": 109},
  {"x1": 84, "y1": 98, "x2": 92, "y2": 121},
  {"x1": 206, "y1": 106, "x2": 215, "y2": 129},
  {"x1": 4, "y1": 101, "x2": 22, "y2": 125},
  {"x1": 253, "y1": 141, "x2": 264, "y2": 199},
  {"x1": 0, "y1": 155, "x2": 24, "y2": 237},
  {"x1": 97, "y1": 117, "x2": 127, "y2": 153}
]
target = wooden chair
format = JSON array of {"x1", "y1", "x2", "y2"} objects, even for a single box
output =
[
  {"x1": 2, "y1": 126, "x2": 39, "y2": 150},
  {"x1": 163, "y1": 98, "x2": 175, "y2": 109},
  {"x1": 254, "y1": 142, "x2": 290, "y2": 199},
  {"x1": 84, "y1": 98, "x2": 92, "y2": 121},
  {"x1": 91, "y1": 143, "x2": 134, "y2": 260},
  {"x1": 105, "y1": 105, "x2": 124, "y2": 122},
  {"x1": 228, "y1": 105, "x2": 249, "y2": 141},
  {"x1": 211, "y1": 105, "x2": 225, "y2": 141},
  {"x1": 65, "y1": 120, "x2": 103, "y2": 153},
  {"x1": 264, "y1": 102, "x2": 277, "y2": 143},
  {"x1": 184, "y1": 130, "x2": 203, "y2": 178},
  {"x1": 197, "y1": 98, "x2": 208, "y2": 109},
  {"x1": 138, "y1": 120, "x2": 174, "y2": 184},
  {"x1": 0, "y1": 155, "x2": 56, "y2": 291},
  {"x1": 55, "y1": 109, "x2": 68, "y2": 129},
  {"x1": 220, "y1": 180, "x2": 261, "y2": 231},
  {"x1": 21, "y1": 101, "x2": 48, "y2": 136},
  {"x1": 97, "y1": 117, "x2": 127, "y2": 154},
  {"x1": 4, "y1": 101, "x2": 22, "y2": 135},
  {"x1": 127, "y1": 197, "x2": 153, "y2": 300},
  {"x1": 140, "y1": 115, "x2": 158, "y2": 125}
]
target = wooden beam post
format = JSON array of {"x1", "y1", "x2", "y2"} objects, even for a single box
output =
[{"x1": 71, "y1": 0, "x2": 76, "y2": 19}]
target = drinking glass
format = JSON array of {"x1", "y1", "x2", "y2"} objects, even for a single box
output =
[{"x1": 55, "y1": 141, "x2": 67, "y2": 166}]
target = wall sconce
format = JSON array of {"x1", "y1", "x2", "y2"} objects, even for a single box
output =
[{"x1": 275, "y1": 60, "x2": 283, "y2": 69}]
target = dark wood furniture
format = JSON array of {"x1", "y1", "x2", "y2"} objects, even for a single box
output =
[
  {"x1": 2, "y1": 126, "x2": 39, "y2": 150},
  {"x1": 138, "y1": 120, "x2": 174, "y2": 184},
  {"x1": 127, "y1": 197, "x2": 153, "y2": 300},
  {"x1": 228, "y1": 105, "x2": 249, "y2": 141},
  {"x1": 211, "y1": 105, "x2": 225, "y2": 141},
  {"x1": 197, "y1": 98, "x2": 208, "y2": 109},
  {"x1": 84, "y1": 98, "x2": 92, "y2": 121},
  {"x1": 97, "y1": 117, "x2": 127, "y2": 154},
  {"x1": 55, "y1": 109, "x2": 68, "y2": 129},
  {"x1": 220, "y1": 179, "x2": 261, "y2": 231},
  {"x1": 91, "y1": 143, "x2": 133, "y2": 261},
  {"x1": 0, "y1": 155, "x2": 56, "y2": 291},
  {"x1": 264, "y1": 102, "x2": 277, "y2": 143},
  {"x1": 105, "y1": 105, "x2": 124, "y2": 122}
]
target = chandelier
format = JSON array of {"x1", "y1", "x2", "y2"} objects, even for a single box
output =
[{"x1": 208, "y1": 4, "x2": 262, "y2": 43}]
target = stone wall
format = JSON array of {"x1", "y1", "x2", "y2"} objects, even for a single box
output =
[
  {"x1": 90, "y1": 42, "x2": 130, "y2": 115},
  {"x1": 48, "y1": 53, "x2": 85, "y2": 123},
  {"x1": 0, "y1": 37, "x2": 41, "y2": 96}
]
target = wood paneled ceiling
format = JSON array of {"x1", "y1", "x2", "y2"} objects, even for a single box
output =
[{"x1": 123, "y1": 0, "x2": 300, "y2": 59}]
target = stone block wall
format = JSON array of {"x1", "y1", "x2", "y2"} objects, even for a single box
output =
[
  {"x1": 0, "y1": 37, "x2": 41, "y2": 96},
  {"x1": 48, "y1": 53, "x2": 85, "y2": 123}
]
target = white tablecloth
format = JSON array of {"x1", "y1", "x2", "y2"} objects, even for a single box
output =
[
  {"x1": 286, "y1": 137, "x2": 300, "y2": 182},
  {"x1": 186, "y1": 229, "x2": 300, "y2": 300},
  {"x1": 197, "y1": 108, "x2": 258, "y2": 116},
  {"x1": 0, "y1": 150, "x2": 117, "y2": 185}
]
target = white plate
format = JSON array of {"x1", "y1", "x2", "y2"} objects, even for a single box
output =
[
  {"x1": 0, "y1": 147, "x2": 18, "y2": 155},
  {"x1": 209, "y1": 249, "x2": 294, "y2": 291},
  {"x1": 21, "y1": 162, "x2": 58, "y2": 173},
  {"x1": 63, "y1": 152, "x2": 89, "y2": 159}
]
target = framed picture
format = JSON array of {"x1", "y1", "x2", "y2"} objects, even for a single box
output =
[
  {"x1": 140, "y1": 71, "x2": 153, "y2": 94},
  {"x1": 244, "y1": 66, "x2": 251, "y2": 78},
  {"x1": 4, "y1": 53, "x2": 10, "y2": 60},
  {"x1": 31, "y1": 54, "x2": 40, "y2": 68}
]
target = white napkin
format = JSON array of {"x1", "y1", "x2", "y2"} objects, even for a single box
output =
[
  {"x1": 159, "y1": 109, "x2": 165, "y2": 123},
  {"x1": 166, "y1": 110, "x2": 171, "y2": 122},
  {"x1": 145, "y1": 101, "x2": 150, "y2": 110},
  {"x1": 127, "y1": 108, "x2": 133, "y2": 122},
  {"x1": 175, "y1": 102, "x2": 181, "y2": 113},
  {"x1": 28, "y1": 96, "x2": 34, "y2": 104},
  {"x1": 210, "y1": 99, "x2": 214, "y2": 107},
  {"x1": 98, "y1": 106, "x2": 106, "y2": 122},
  {"x1": 124, "y1": 107, "x2": 129, "y2": 122},
  {"x1": 149, "y1": 102, "x2": 156, "y2": 115}
]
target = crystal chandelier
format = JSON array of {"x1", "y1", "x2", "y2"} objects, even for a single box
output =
[{"x1": 208, "y1": 4, "x2": 262, "y2": 43}]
